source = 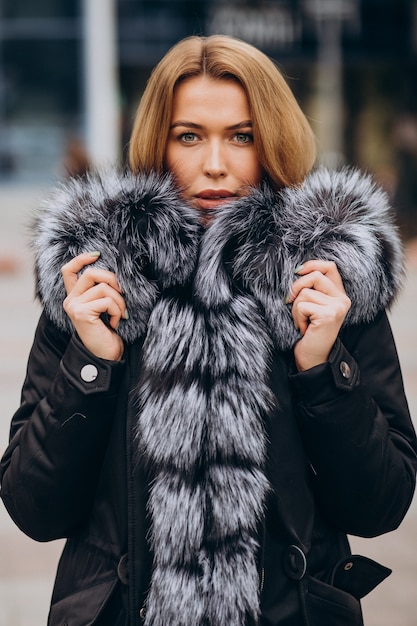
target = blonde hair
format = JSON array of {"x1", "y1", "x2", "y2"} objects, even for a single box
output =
[{"x1": 129, "y1": 35, "x2": 316, "y2": 188}]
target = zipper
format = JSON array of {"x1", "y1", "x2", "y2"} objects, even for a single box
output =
[
  {"x1": 259, "y1": 518, "x2": 266, "y2": 592},
  {"x1": 260, "y1": 566, "x2": 265, "y2": 592}
]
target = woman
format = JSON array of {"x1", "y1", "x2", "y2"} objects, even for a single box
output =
[{"x1": 1, "y1": 35, "x2": 416, "y2": 626}]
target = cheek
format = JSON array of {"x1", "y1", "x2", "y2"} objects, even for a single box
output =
[
  {"x1": 241, "y1": 155, "x2": 263, "y2": 186},
  {"x1": 165, "y1": 147, "x2": 189, "y2": 186},
  {"x1": 164, "y1": 144, "x2": 176, "y2": 174}
]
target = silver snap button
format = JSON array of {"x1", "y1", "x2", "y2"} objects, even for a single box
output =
[
  {"x1": 80, "y1": 364, "x2": 98, "y2": 382},
  {"x1": 339, "y1": 361, "x2": 351, "y2": 379},
  {"x1": 344, "y1": 561, "x2": 354, "y2": 571},
  {"x1": 139, "y1": 607, "x2": 146, "y2": 620},
  {"x1": 283, "y1": 545, "x2": 307, "y2": 580}
]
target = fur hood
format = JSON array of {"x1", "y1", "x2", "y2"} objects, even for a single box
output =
[
  {"x1": 33, "y1": 167, "x2": 403, "y2": 351},
  {"x1": 32, "y1": 168, "x2": 403, "y2": 626}
]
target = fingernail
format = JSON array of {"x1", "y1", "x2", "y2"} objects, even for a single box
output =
[
  {"x1": 124, "y1": 309, "x2": 129, "y2": 320},
  {"x1": 294, "y1": 263, "x2": 304, "y2": 274},
  {"x1": 284, "y1": 294, "x2": 292, "y2": 305},
  {"x1": 88, "y1": 251, "x2": 101, "y2": 257}
]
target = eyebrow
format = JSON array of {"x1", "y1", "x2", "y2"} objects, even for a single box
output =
[{"x1": 170, "y1": 120, "x2": 253, "y2": 130}]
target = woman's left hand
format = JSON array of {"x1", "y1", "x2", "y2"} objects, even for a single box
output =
[{"x1": 286, "y1": 260, "x2": 351, "y2": 371}]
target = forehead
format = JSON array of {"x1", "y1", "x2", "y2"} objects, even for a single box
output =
[{"x1": 171, "y1": 75, "x2": 251, "y2": 121}]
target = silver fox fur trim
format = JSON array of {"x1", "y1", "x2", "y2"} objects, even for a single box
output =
[
  {"x1": 33, "y1": 167, "x2": 403, "y2": 349},
  {"x1": 32, "y1": 167, "x2": 403, "y2": 625},
  {"x1": 195, "y1": 167, "x2": 404, "y2": 349},
  {"x1": 32, "y1": 169, "x2": 201, "y2": 341},
  {"x1": 138, "y1": 295, "x2": 274, "y2": 625}
]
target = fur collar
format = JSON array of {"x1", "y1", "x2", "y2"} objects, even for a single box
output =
[
  {"x1": 32, "y1": 168, "x2": 403, "y2": 625},
  {"x1": 33, "y1": 167, "x2": 403, "y2": 350}
]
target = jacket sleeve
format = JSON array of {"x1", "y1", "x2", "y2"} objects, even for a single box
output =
[
  {"x1": 0, "y1": 311, "x2": 126, "y2": 542},
  {"x1": 290, "y1": 310, "x2": 417, "y2": 538}
]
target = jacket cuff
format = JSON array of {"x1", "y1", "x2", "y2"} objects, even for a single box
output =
[
  {"x1": 289, "y1": 338, "x2": 360, "y2": 405},
  {"x1": 60, "y1": 333, "x2": 126, "y2": 395}
]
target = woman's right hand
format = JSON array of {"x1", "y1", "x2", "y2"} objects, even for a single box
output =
[{"x1": 61, "y1": 252, "x2": 127, "y2": 361}]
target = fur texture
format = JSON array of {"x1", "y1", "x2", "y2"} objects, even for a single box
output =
[
  {"x1": 34, "y1": 167, "x2": 403, "y2": 350},
  {"x1": 32, "y1": 167, "x2": 403, "y2": 625}
]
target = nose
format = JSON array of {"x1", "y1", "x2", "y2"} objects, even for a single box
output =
[{"x1": 203, "y1": 140, "x2": 227, "y2": 178}]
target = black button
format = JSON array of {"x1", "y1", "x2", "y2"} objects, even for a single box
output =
[
  {"x1": 283, "y1": 544, "x2": 307, "y2": 580},
  {"x1": 117, "y1": 553, "x2": 129, "y2": 585}
]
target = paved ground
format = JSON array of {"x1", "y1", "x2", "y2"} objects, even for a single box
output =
[{"x1": 0, "y1": 186, "x2": 416, "y2": 626}]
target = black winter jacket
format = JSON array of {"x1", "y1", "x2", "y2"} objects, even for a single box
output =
[{"x1": 1, "y1": 168, "x2": 416, "y2": 626}]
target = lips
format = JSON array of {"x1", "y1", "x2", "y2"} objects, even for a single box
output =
[{"x1": 194, "y1": 189, "x2": 237, "y2": 210}]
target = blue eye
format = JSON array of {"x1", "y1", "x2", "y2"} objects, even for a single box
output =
[
  {"x1": 179, "y1": 132, "x2": 198, "y2": 143},
  {"x1": 234, "y1": 133, "x2": 253, "y2": 144}
]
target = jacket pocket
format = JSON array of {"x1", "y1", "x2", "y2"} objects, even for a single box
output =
[
  {"x1": 304, "y1": 555, "x2": 391, "y2": 626},
  {"x1": 331, "y1": 554, "x2": 392, "y2": 600},
  {"x1": 305, "y1": 575, "x2": 364, "y2": 626},
  {"x1": 48, "y1": 578, "x2": 118, "y2": 626}
]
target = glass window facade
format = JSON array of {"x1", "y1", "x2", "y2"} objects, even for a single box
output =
[
  {"x1": 0, "y1": 0, "x2": 416, "y2": 213},
  {"x1": 0, "y1": 1, "x2": 81, "y2": 181}
]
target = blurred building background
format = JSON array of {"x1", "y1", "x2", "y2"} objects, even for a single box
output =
[{"x1": 0, "y1": 0, "x2": 416, "y2": 231}]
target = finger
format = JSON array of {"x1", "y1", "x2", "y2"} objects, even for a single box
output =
[
  {"x1": 287, "y1": 271, "x2": 343, "y2": 304},
  {"x1": 64, "y1": 283, "x2": 128, "y2": 321},
  {"x1": 294, "y1": 260, "x2": 344, "y2": 289},
  {"x1": 291, "y1": 292, "x2": 328, "y2": 335},
  {"x1": 69, "y1": 282, "x2": 127, "y2": 321},
  {"x1": 292, "y1": 299, "x2": 337, "y2": 335},
  {"x1": 90, "y1": 296, "x2": 126, "y2": 330},
  {"x1": 291, "y1": 291, "x2": 351, "y2": 335},
  {"x1": 68, "y1": 267, "x2": 122, "y2": 298},
  {"x1": 61, "y1": 252, "x2": 101, "y2": 294},
  {"x1": 295, "y1": 259, "x2": 339, "y2": 277},
  {"x1": 64, "y1": 294, "x2": 126, "y2": 331}
]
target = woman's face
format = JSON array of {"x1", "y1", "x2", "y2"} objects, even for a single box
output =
[{"x1": 165, "y1": 75, "x2": 263, "y2": 221}]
